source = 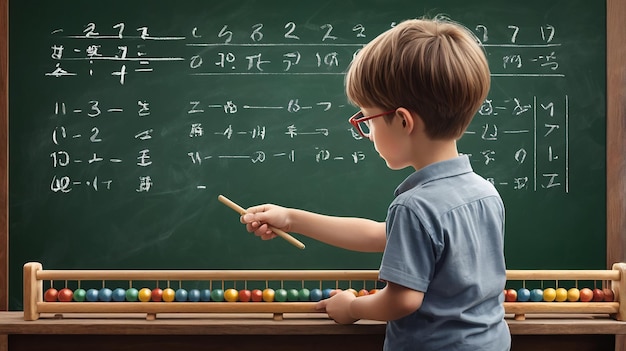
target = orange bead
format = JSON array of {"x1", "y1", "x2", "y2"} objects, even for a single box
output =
[
  {"x1": 162, "y1": 288, "x2": 176, "y2": 302},
  {"x1": 262, "y1": 288, "x2": 275, "y2": 302}
]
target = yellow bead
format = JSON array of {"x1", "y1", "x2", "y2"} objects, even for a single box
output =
[
  {"x1": 555, "y1": 288, "x2": 568, "y2": 302},
  {"x1": 543, "y1": 288, "x2": 556, "y2": 302},
  {"x1": 224, "y1": 288, "x2": 239, "y2": 302},
  {"x1": 138, "y1": 288, "x2": 152, "y2": 302},
  {"x1": 262, "y1": 288, "x2": 275, "y2": 302},
  {"x1": 567, "y1": 288, "x2": 580, "y2": 302},
  {"x1": 162, "y1": 288, "x2": 176, "y2": 302}
]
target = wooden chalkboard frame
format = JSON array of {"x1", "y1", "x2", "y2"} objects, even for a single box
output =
[{"x1": 0, "y1": 0, "x2": 624, "y2": 311}]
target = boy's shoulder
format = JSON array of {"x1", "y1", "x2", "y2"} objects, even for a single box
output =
[
  {"x1": 396, "y1": 156, "x2": 494, "y2": 194},
  {"x1": 393, "y1": 156, "x2": 502, "y2": 214}
]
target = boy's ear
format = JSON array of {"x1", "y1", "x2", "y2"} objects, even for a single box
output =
[{"x1": 396, "y1": 107, "x2": 417, "y2": 132}]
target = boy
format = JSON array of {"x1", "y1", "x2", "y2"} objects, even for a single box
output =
[{"x1": 241, "y1": 17, "x2": 510, "y2": 350}]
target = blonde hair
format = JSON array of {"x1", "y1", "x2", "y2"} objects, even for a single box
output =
[{"x1": 345, "y1": 17, "x2": 490, "y2": 139}]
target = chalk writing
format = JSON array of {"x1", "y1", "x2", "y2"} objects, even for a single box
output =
[{"x1": 44, "y1": 20, "x2": 569, "y2": 193}]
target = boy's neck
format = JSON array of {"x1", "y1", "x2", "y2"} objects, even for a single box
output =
[{"x1": 411, "y1": 138, "x2": 459, "y2": 171}]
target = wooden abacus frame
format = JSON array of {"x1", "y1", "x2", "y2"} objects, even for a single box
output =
[
  {"x1": 507, "y1": 263, "x2": 625, "y2": 320},
  {"x1": 23, "y1": 262, "x2": 381, "y2": 321},
  {"x1": 23, "y1": 262, "x2": 626, "y2": 322}
]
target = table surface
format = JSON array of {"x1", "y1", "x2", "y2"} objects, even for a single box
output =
[{"x1": 1, "y1": 312, "x2": 625, "y2": 336}]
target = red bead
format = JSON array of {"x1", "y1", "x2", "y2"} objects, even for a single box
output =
[
  {"x1": 57, "y1": 288, "x2": 74, "y2": 302},
  {"x1": 44, "y1": 288, "x2": 59, "y2": 302}
]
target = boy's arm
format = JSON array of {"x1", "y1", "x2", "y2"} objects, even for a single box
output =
[
  {"x1": 317, "y1": 282, "x2": 424, "y2": 324},
  {"x1": 352, "y1": 282, "x2": 424, "y2": 320},
  {"x1": 242, "y1": 205, "x2": 386, "y2": 252},
  {"x1": 289, "y1": 209, "x2": 386, "y2": 252}
]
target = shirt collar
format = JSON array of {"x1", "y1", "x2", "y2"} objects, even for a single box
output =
[{"x1": 394, "y1": 155, "x2": 474, "y2": 196}]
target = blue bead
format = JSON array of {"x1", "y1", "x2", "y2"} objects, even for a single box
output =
[
  {"x1": 322, "y1": 288, "x2": 333, "y2": 299},
  {"x1": 86, "y1": 288, "x2": 99, "y2": 302},
  {"x1": 112, "y1": 288, "x2": 126, "y2": 302},
  {"x1": 530, "y1": 288, "x2": 544, "y2": 302},
  {"x1": 200, "y1": 289, "x2": 212, "y2": 302},
  {"x1": 175, "y1": 289, "x2": 188, "y2": 302},
  {"x1": 98, "y1": 288, "x2": 113, "y2": 302},
  {"x1": 188, "y1": 289, "x2": 201, "y2": 302},
  {"x1": 309, "y1": 289, "x2": 323, "y2": 302},
  {"x1": 517, "y1": 288, "x2": 530, "y2": 302}
]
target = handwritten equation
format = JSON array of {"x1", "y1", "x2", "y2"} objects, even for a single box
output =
[
  {"x1": 46, "y1": 21, "x2": 563, "y2": 82},
  {"x1": 44, "y1": 21, "x2": 569, "y2": 193}
]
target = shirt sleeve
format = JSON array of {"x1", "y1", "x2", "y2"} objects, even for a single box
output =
[{"x1": 378, "y1": 203, "x2": 439, "y2": 293}]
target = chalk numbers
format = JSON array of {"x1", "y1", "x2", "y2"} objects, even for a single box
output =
[
  {"x1": 46, "y1": 20, "x2": 568, "y2": 193},
  {"x1": 474, "y1": 23, "x2": 555, "y2": 44},
  {"x1": 49, "y1": 99, "x2": 153, "y2": 193}
]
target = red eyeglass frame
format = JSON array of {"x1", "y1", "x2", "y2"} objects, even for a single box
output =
[{"x1": 348, "y1": 109, "x2": 397, "y2": 137}]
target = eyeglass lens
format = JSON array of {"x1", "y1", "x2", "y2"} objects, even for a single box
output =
[{"x1": 358, "y1": 120, "x2": 371, "y2": 136}]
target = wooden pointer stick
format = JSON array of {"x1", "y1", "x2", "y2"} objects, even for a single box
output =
[{"x1": 218, "y1": 195, "x2": 306, "y2": 249}]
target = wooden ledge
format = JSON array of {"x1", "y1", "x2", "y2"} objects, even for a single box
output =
[
  {"x1": 506, "y1": 314, "x2": 626, "y2": 335},
  {"x1": 2, "y1": 312, "x2": 626, "y2": 336}
]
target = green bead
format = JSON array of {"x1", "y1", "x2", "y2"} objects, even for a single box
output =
[
  {"x1": 73, "y1": 288, "x2": 86, "y2": 302},
  {"x1": 274, "y1": 289, "x2": 288, "y2": 302},
  {"x1": 298, "y1": 288, "x2": 310, "y2": 301},
  {"x1": 286, "y1": 288, "x2": 299, "y2": 301},
  {"x1": 210, "y1": 289, "x2": 224, "y2": 302},
  {"x1": 125, "y1": 288, "x2": 139, "y2": 302}
]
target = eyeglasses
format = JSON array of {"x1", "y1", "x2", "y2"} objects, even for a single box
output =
[{"x1": 348, "y1": 110, "x2": 396, "y2": 138}]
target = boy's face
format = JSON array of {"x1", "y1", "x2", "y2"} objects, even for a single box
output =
[{"x1": 360, "y1": 107, "x2": 407, "y2": 170}]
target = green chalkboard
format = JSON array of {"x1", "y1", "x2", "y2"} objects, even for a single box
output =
[{"x1": 8, "y1": 0, "x2": 607, "y2": 310}]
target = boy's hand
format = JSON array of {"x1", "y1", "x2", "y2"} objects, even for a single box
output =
[
  {"x1": 315, "y1": 289, "x2": 359, "y2": 324},
  {"x1": 240, "y1": 204, "x2": 290, "y2": 240}
]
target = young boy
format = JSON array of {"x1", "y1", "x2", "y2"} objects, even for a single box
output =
[{"x1": 240, "y1": 17, "x2": 510, "y2": 350}]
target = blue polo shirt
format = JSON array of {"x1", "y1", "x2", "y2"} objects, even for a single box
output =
[{"x1": 379, "y1": 155, "x2": 510, "y2": 351}]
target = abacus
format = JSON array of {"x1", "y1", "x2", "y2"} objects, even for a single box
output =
[
  {"x1": 505, "y1": 263, "x2": 625, "y2": 320},
  {"x1": 24, "y1": 262, "x2": 382, "y2": 321},
  {"x1": 23, "y1": 262, "x2": 626, "y2": 322}
]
